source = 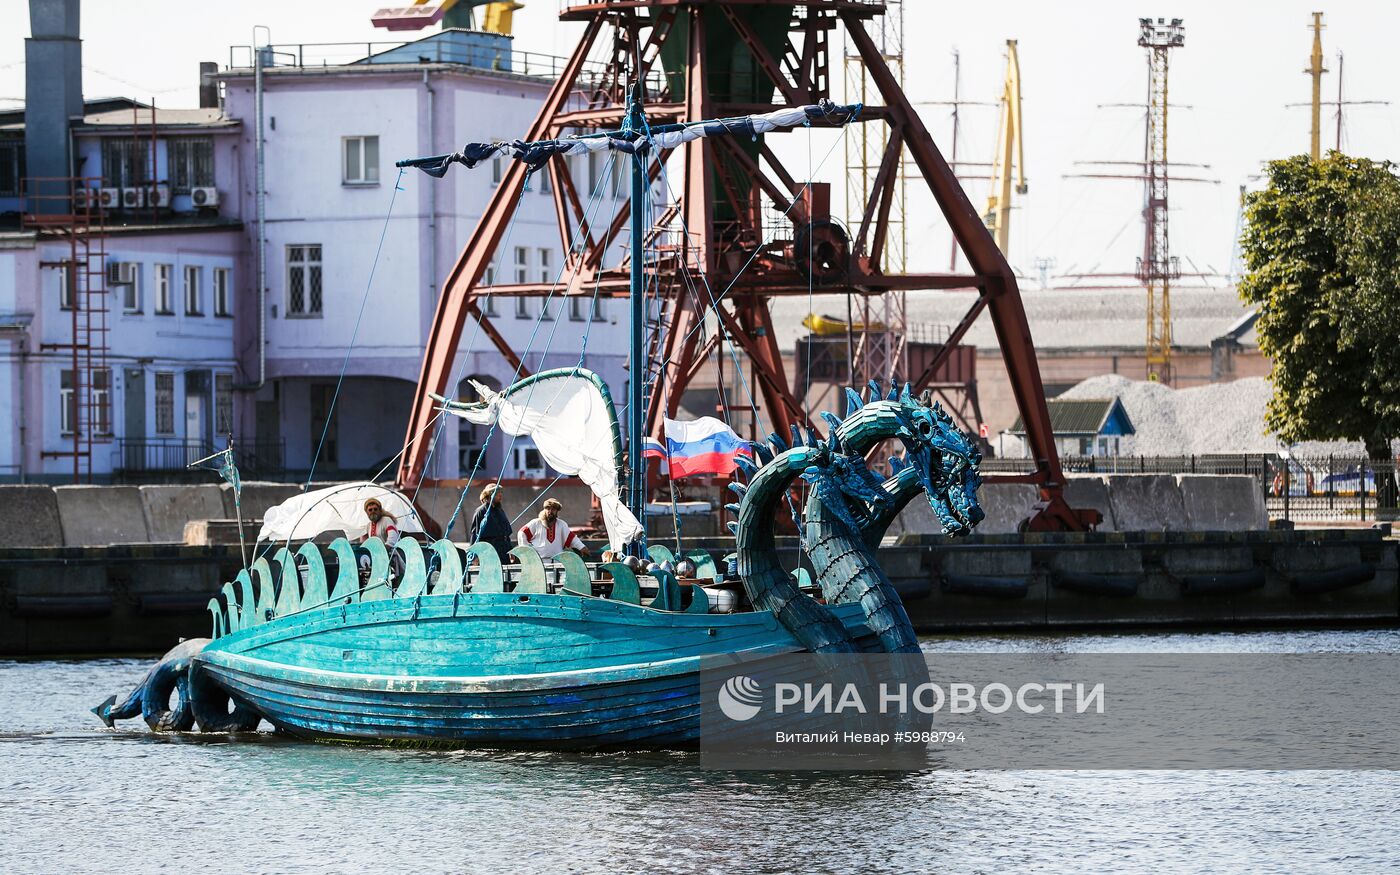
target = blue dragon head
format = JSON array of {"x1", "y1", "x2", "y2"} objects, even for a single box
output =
[{"x1": 890, "y1": 385, "x2": 985, "y2": 537}]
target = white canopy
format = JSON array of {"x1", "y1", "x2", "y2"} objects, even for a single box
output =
[
  {"x1": 257, "y1": 482, "x2": 425, "y2": 544},
  {"x1": 442, "y1": 370, "x2": 645, "y2": 551}
]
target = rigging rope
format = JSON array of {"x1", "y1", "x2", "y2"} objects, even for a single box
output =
[
  {"x1": 413, "y1": 179, "x2": 533, "y2": 523},
  {"x1": 305, "y1": 168, "x2": 407, "y2": 489},
  {"x1": 443, "y1": 153, "x2": 621, "y2": 539}
]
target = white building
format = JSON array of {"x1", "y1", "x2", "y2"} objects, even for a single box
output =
[{"x1": 218, "y1": 30, "x2": 630, "y2": 482}]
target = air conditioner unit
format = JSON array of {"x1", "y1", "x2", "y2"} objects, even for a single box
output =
[
  {"x1": 99, "y1": 188, "x2": 120, "y2": 209},
  {"x1": 74, "y1": 188, "x2": 100, "y2": 210},
  {"x1": 120, "y1": 187, "x2": 145, "y2": 209},
  {"x1": 190, "y1": 186, "x2": 220, "y2": 208},
  {"x1": 107, "y1": 261, "x2": 137, "y2": 285},
  {"x1": 147, "y1": 185, "x2": 171, "y2": 209}
]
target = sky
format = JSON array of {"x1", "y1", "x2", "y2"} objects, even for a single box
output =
[{"x1": 4, "y1": 0, "x2": 1399, "y2": 288}]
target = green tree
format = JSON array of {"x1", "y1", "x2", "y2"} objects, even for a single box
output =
[{"x1": 1238, "y1": 153, "x2": 1400, "y2": 506}]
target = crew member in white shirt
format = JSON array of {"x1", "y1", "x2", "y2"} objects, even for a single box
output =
[{"x1": 517, "y1": 498, "x2": 590, "y2": 560}]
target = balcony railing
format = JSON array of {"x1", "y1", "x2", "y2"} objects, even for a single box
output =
[{"x1": 115, "y1": 439, "x2": 285, "y2": 478}]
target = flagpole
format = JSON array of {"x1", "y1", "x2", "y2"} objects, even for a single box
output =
[
  {"x1": 229, "y1": 435, "x2": 248, "y2": 570},
  {"x1": 234, "y1": 481, "x2": 248, "y2": 571},
  {"x1": 625, "y1": 85, "x2": 647, "y2": 556}
]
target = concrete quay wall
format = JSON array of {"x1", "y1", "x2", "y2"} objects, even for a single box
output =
[
  {"x1": 1, "y1": 530, "x2": 1393, "y2": 655},
  {"x1": 888, "y1": 474, "x2": 1268, "y2": 536},
  {"x1": 0, "y1": 474, "x2": 1265, "y2": 548},
  {"x1": 895, "y1": 529, "x2": 1397, "y2": 631}
]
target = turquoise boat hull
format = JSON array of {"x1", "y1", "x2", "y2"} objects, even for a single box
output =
[{"x1": 194, "y1": 591, "x2": 877, "y2": 747}]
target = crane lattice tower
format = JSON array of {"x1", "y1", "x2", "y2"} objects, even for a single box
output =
[{"x1": 1137, "y1": 17, "x2": 1184, "y2": 384}]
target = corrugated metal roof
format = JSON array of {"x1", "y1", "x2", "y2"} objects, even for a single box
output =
[
  {"x1": 76, "y1": 108, "x2": 237, "y2": 129},
  {"x1": 1008, "y1": 397, "x2": 1134, "y2": 437}
]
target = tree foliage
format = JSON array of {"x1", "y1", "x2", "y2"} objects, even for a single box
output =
[{"x1": 1238, "y1": 153, "x2": 1400, "y2": 465}]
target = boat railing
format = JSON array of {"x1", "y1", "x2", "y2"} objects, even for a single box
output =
[{"x1": 213, "y1": 536, "x2": 725, "y2": 637}]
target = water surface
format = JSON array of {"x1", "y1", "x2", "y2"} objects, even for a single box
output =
[{"x1": 3, "y1": 629, "x2": 1397, "y2": 874}]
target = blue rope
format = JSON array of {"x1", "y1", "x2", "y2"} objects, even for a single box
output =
[{"x1": 305, "y1": 168, "x2": 406, "y2": 489}]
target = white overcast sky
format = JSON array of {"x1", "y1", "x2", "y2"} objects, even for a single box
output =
[{"x1": 4, "y1": 1, "x2": 1398, "y2": 286}]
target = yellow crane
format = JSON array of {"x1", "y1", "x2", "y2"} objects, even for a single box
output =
[
  {"x1": 371, "y1": 0, "x2": 522, "y2": 35},
  {"x1": 984, "y1": 39, "x2": 1027, "y2": 256}
]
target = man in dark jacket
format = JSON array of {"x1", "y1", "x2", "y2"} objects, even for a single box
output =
[{"x1": 468, "y1": 485, "x2": 512, "y2": 562}]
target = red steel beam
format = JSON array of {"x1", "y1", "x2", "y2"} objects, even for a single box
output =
[
  {"x1": 396, "y1": 16, "x2": 606, "y2": 491},
  {"x1": 843, "y1": 12, "x2": 1094, "y2": 530}
]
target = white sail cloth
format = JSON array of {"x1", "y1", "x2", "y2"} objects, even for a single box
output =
[
  {"x1": 443, "y1": 372, "x2": 644, "y2": 551},
  {"x1": 257, "y1": 483, "x2": 425, "y2": 544}
]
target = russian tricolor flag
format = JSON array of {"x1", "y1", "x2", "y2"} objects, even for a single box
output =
[{"x1": 642, "y1": 417, "x2": 752, "y2": 478}]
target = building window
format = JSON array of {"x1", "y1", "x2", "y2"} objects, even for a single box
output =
[
  {"x1": 57, "y1": 262, "x2": 73, "y2": 311},
  {"x1": 169, "y1": 137, "x2": 214, "y2": 194},
  {"x1": 343, "y1": 135, "x2": 380, "y2": 185},
  {"x1": 592, "y1": 296, "x2": 605, "y2": 320},
  {"x1": 287, "y1": 244, "x2": 323, "y2": 317},
  {"x1": 0, "y1": 140, "x2": 23, "y2": 196},
  {"x1": 155, "y1": 264, "x2": 173, "y2": 314},
  {"x1": 111, "y1": 262, "x2": 142, "y2": 313},
  {"x1": 538, "y1": 249, "x2": 553, "y2": 320},
  {"x1": 59, "y1": 370, "x2": 75, "y2": 435},
  {"x1": 539, "y1": 165, "x2": 552, "y2": 195},
  {"x1": 214, "y1": 268, "x2": 232, "y2": 317},
  {"x1": 184, "y1": 265, "x2": 203, "y2": 315},
  {"x1": 491, "y1": 155, "x2": 503, "y2": 186},
  {"x1": 93, "y1": 369, "x2": 112, "y2": 435},
  {"x1": 101, "y1": 138, "x2": 153, "y2": 189},
  {"x1": 154, "y1": 373, "x2": 175, "y2": 435},
  {"x1": 63, "y1": 369, "x2": 112, "y2": 435},
  {"x1": 569, "y1": 297, "x2": 584, "y2": 321},
  {"x1": 513, "y1": 445, "x2": 545, "y2": 475},
  {"x1": 481, "y1": 260, "x2": 497, "y2": 316},
  {"x1": 513, "y1": 246, "x2": 529, "y2": 319},
  {"x1": 215, "y1": 373, "x2": 233, "y2": 437}
]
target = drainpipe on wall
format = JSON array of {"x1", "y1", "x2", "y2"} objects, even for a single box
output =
[
  {"x1": 423, "y1": 67, "x2": 438, "y2": 479},
  {"x1": 235, "y1": 28, "x2": 269, "y2": 395}
]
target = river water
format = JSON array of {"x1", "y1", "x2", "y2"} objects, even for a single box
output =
[{"x1": 4, "y1": 629, "x2": 1398, "y2": 874}]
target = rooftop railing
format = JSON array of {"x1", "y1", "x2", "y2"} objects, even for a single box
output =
[{"x1": 225, "y1": 40, "x2": 666, "y2": 94}]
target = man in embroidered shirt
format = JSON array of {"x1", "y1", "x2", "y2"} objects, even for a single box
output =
[
  {"x1": 359, "y1": 498, "x2": 402, "y2": 547},
  {"x1": 517, "y1": 498, "x2": 589, "y2": 560}
]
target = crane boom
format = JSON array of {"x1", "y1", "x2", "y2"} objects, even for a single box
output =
[{"x1": 984, "y1": 39, "x2": 1026, "y2": 256}]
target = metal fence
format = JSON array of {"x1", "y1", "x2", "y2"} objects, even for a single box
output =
[
  {"x1": 115, "y1": 439, "x2": 285, "y2": 479},
  {"x1": 983, "y1": 454, "x2": 1400, "y2": 523}
]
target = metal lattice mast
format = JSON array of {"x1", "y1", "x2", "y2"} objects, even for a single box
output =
[
  {"x1": 1137, "y1": 18, "x2": 1183, "y2": 384},
  {"x1": 1307, "y1": 12, "x2": 1327, "y2": 160},
  {"x1": 844, "y1": 0, "x2": 907, "y2": 387}
]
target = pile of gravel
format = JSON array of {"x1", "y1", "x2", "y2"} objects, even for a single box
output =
[{"x1": 1054, "y1": 374, "x2": 1388, "y2": 457}]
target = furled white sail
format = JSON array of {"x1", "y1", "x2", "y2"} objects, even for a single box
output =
[{"x1": 441, "y1": 370, "x2": 645, "y2": 551}]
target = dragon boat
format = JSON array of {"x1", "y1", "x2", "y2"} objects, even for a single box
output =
[{"x1": 94, "y1": 93, "x2": 985, "y2": 748}]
